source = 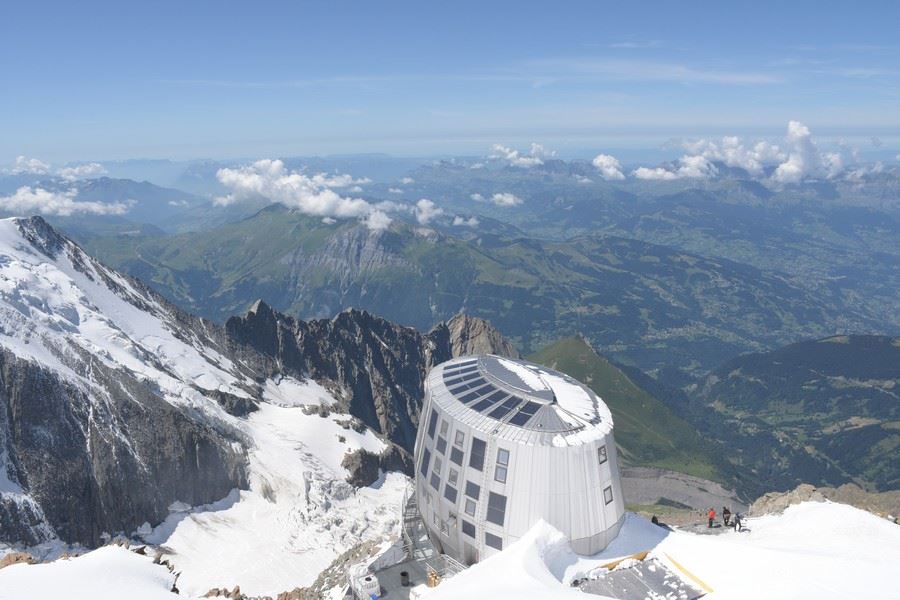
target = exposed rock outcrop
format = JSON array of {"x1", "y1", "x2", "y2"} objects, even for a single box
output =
[
  {"x1": 226, "y1": 302, "x2": 518, "y2": 457},
  {"x1": 751, "y1": 483, "x2": 900, "y2": 520}
]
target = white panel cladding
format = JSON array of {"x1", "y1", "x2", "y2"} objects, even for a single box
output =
[{"x1": 414, "y1": 355, "x2": 626, "y2": 564}]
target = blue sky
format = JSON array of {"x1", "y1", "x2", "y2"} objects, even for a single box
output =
[{"x1": 2, "y1": 0, "x2": 899, "y2": 161}]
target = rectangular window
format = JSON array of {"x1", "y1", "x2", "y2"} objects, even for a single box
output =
[
  {"x1": 448, "y1": 468, "x2": 459, "y2": 486},
  {"x1": 598, "y1": 445, "x2": 608, "y2": 466},
  {"x1": 464, "y1": 498, "x2": 476, "y2": 517},
  {"x1": 440, "y1": 520, "x2": 449, "y2": 536},
  {"x1": 486, "y1": 492, "x2": 507, "y2": 526},
  {"x1": 436, "y1": 436, "x2": 447, "y2": 455},
  {"x1": 603, "y1": 485, "x2": 613, "y2": 505},
  {"x1": 462, "y1": 520, "x2": 476, "y2": 538},
  {"x1": 469, "y1": 437, "x2": 486, "y2": 471},
  {"x1": 485, "y1": 532, "x2": 503, "y2": 550},
  {"x1": 430, "y1": 472, "x2": 441, "y2": 491},
  {"x1": 444, "y1": 484, "x2": 458, "y2": 504},
  {"x1": 454, "y1": 431, "x2": 465, "y2": 447},
  {"x1": 427, "y1": 410, "x2": 439, "y2": 439},
  {"x1": 450, "y1": 447, "x2": 464, "y2": 466},
  {"x1": 465, "y1": 480, "x2": 480, "y2": 500},
  {"x1": 419, "y1": 448, "x2": 431, "y2": 478},
  {"x1": 494, "y1": 448, "x2": 510, "y2": 484},
  {"x1": 440, "y1": 420, "x2": 449, "y2": 437}
]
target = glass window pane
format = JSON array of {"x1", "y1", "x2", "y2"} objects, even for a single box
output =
[
  {"x1": 454, "y1": 431, "x2": 465, "y2": 447},
  {"x1": 436, "y1": 436, "x2": 447, "y2": 455},
  {"x1": 430, "y1": 472, "x2": 440, "y2": 491},
  {"x1": 603, "y1": 485, "x2": 613, "y2": 505},
  {"x1": 444, "y1": 484, "x2": 458, "y2": 504},
  {"x1": 462, "y1": 520, "x2": 476, "y2": 538},
  {"x1": 469, "y1": 438, "x2": 486, "y2": 471},
  {"x1": 419, "y1": 448, "x2": 431, "y2": 478},
  {"x1": 486, "y1": 492, "x2": 506, "y2": 526},
  {"x1": 494, "y1": 465, "x2": 507, "y2": 484},
  {"x1": 440, "y1": 420, "x2": 449, "y2": 436},
  {"x1": 485, "y1": 532, "x2": 503, "y2": 550},
  {"x1": 427, "y1": 409, "x2": 439, "y2": 439},
  {"x1": 450, "y1": 447, "x2": 464, "y2": 466},
  {"x1": 465, "y1": 481, "x2": 480, "y2": 500},
  {"x1": 464, "y1": 498, "x2": 476, "y2": 516},
  {"x1": 497, "y1": 448, "x2": 510, "y2": 466},
  {"x1": 449, "y1": 468, "x2": 459, "y2": 486},
  {"x1": 598, "y1": 445, "x2": 608, "y2": 465}
]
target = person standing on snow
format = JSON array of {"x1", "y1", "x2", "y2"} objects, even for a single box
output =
[
  {"x1": 722, "y1": 506, "x2": 731, "y2": 527},
  {"x1": 707, "y1": 507, "x2": 716, "y2": 528}
]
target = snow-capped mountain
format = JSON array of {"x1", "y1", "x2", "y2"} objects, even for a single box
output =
[{"x1": 0, "y1": 216, "x2": 517, "y2": 596}]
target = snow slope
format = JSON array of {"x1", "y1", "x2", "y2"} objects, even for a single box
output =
[
  {"x1": 0, "y1": 546, "x2": 178, "y2": 600},
  {"x1": 422, "y1": 502, "x2": 900, "y2": 600},
  {"x1": 0, "y1": 217, "x2": 409, "y2": 596},
  {"x1": 144, "y1": 400, "x2": 406, "y2": 597}
]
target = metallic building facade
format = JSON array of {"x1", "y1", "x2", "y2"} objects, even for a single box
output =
[{"x1": 414, "y1": 355, "x2": 625, "y2": 564}]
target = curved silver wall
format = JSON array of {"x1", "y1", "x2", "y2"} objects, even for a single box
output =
[{"x1": 413, "y1": 355, "x2": 625, "y2": 564}]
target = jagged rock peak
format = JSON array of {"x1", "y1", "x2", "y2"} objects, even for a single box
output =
[
  {"x1": 13, "y1": 215, "x2": 66, "y2": 258},
  {"x1": 444, "y1": 313, "x2": 520, "y2": 359}
]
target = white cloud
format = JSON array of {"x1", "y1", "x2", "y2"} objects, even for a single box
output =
[
  {"x1": 57, "y1": 162, "x2": 107, "y2": 181},
  {"x1": 469, "y1": 162, "x2": 485, "y2": 170},
  {"x1": 364, "y1": 210, "x2": 392, "y2": 231},
  {"x1": 681, "y1": 136, "x2": 785, "y2": 175},
  {"x1": 414, "y1": 199, "x2": 443, "y2": 225},
  {"x1": 470, "y1": 193, "x2": 485, "y2": 202},
  {"x1": 349, "y1": 185, "x2": 364, "y2": 193},
  {"x1": 575, "y1": 175, "x2": 593, "y2": 184},
  {"x1": 11, "y1": 156, "x2": 50, "y2": 175},
  {"x1": 772, "y1": 120, "x2": 844, "y2": 183},
  {"x1": 591, "y1": 154, "x2": 625, "y2": 180},
  {"x1": 489, "y1": 192, "x2": 523, "y2": 207},
  {"x1": 633, "y1": 155, "x2": 717, "y2": 180},
  {"x1": 322, "y1": 217, "x2": 337, "y2": 224},
  {"x1": 453, "y1": 215, "x2": 480, "y2": 227},
  {"x1": 489, "y1": 143, "x2": 553, "y2": 167},
  {"x1": 0, "y1": 186, "x2": 131, "y2": 216},
  {"x1": 388, "y1": 187, "x2": 403, "y2": 194},
  {"x1": 214, "y1": 159, "x2": 389, "y2": 229},
  {"x1": 400, "y1": 177, "x2": 415, "y2": 185}
]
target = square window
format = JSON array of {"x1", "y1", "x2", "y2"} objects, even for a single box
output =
[
  {"x1": 603, "y1": 485, "x2": 613, "y2": 505},
  {"x1": 449, "y1": 468, "x2": 459, "y2": 486},
  {"x1": 598, "y1": 445, "x2": 608, "y2": 465},
  {"x1": 465, "y1": 481, "x2": 480, "y2": 500},
  {"x1": 464, "y1": 498, "x2": 476, "y2": 516},
  {"x1": 496, "y1": 448, "x2": 510, "y2": 466},
  {"x1": 462, "y1": 520, "x2": 476, "y2": 538},
  {"x1": 436, "y1": 436, "x2": 447, "y2": 455},
  {"x1": 485, "y1": 532, "x2": 503, "y2": 550},
  {"x1": 486, "y1": 492, "x2": 507, "y2": 526},
  {"x1": 494, "y1": 465, "x2": 507, "y2": 484},
  {"x1": 450, "y1": 447, "x2": 464, "y2": 466},
  {"x1": 444, "y1": 484, "x2": 458, "y2": 504},
  {"x1": 454, "y1": 431, "x2": 465, "y2": 447},
  {"x1": 469, "y1": 438, "x2": 486, "y2": 471}
]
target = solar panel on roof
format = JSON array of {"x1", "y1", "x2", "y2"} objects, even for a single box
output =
[
  {"x1": 444, "y1": 372, "x2": 480, "y2": 387},
  {"x1": 488, "y1": 396, "x2": 523, "y2": 419},
  {"x1": 472, "y1": 389, "x2": 508, "y2": 412},
  {"x1": 459, "y1": 384, "x2": 492, "y2": 403},
  {"x1": 507, "y1": 401, "x2": 541, "y2": 426}
]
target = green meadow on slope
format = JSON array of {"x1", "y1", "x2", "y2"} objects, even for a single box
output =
[{"x1": 530, "y1": 336, "x2": 730, "y2": 485}]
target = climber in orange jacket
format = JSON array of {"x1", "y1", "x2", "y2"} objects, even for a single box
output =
[{"x1": 707, "y1": 507, "x2": 716, "y2": 528}]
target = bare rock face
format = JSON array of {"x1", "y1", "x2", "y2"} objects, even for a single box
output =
[
  {"x1": 445, "y1": 314, "x2": 520, "y2": 359},
  {"x1": 752, "y1": 483, "x2": 900, "y2": 519},
  {"x1": 226, "y1": 302, "x2": 518, "y2": 456}
]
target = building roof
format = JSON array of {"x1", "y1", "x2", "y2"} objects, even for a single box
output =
[{"x1": 428, "y1": 355, "x2": 613, "y2": 447}]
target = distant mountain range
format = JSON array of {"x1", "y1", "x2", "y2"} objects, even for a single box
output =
[{"x1": 79, "y1": 204, "x2": 886, "y2": 386}]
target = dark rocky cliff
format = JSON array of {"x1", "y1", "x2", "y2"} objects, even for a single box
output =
[{"x1": 226, "y1": 302, "x2": 518, "y2": 455}]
